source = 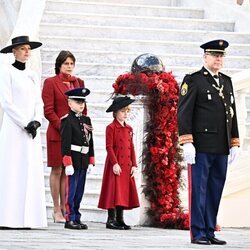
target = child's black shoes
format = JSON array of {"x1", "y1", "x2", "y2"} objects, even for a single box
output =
[
  {"x1": 64, "y1": 221, "x2": 81, "y2": 230},
  {"x1": 106, "y1": 220, "x2": 124, "y2": 230}
]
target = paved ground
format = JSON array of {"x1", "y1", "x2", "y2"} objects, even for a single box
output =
[{"x1": 0, "y1": 220, "x2": 250, "y2": 250}]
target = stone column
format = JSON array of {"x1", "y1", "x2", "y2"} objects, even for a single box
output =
[{"x1": 123, "y1": 96, "x2": 150, "y2": 225}]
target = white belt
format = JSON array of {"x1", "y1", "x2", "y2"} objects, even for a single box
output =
[{"x1": 71, "y1": 144, "x2": 89, "y2": 154}]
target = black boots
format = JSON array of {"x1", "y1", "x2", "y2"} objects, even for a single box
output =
[
  {"x1": 106, "y1": 207, "x2": 132, "y2": 230},
  {"x1": 116, "y1": 206, "x2": 131, "y2": 230},
  {"x1": 106, "y1": 209, "x2": 123, "y2": 230}
]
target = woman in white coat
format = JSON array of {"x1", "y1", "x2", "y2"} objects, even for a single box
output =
[{"x1": 0, "y1": 36, "x2": 47, "y2": 228}]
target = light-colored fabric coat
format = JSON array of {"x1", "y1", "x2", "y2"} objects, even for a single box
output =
[{"x1": 0, "y1": 65, "x2": 47, "y2": 228}]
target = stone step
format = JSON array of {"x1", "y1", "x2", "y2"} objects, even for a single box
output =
[
  {"x1": 42, "y1": 11, "x2": 234, "y2": 32},
  {"x1": 85, "y1": 174, "x2": 103, "y2": 190},
  {"x1": 46, "y1": 0, "x2": 176, "y2": 6},
  {"x1": 41, "y1": 61, "x2": 244, "y2": 85},
  {"x1": 40, "y1": 36, "x2": 250, "y2": 56},
  {"x1": 91, "y1": 116, "x2": 110, "y2": 133},
  {"x1": 44, "y1": 169, "x2": 103, "y2": 188},
  {"x1": 243, "y1": 136, "x2": 250, "y2": 150},
  {"x1": 45, "y1": 0, "x2": 204, "y2": 18},
  {"x1": 246, "y1": 109, "x2": 250, "y2": 122},
  {"x1": 246, "y1": 95, "x2": 250, "y2": 109},
  {"x1": 40, "y1": 48, "x2": 250, "y2": 69},
  {"x1": 46, "y1": 203, "x2": 107, "y2": 223},
  {"x1": 223, "y1": 153, "x2": 250, "y2": 196},
  {"x1": 47, "y1": 203, "x2": 141, "y2": 225},
  {"x1": 40, "y1": 24, "x2": 250, "y2": 44},
  {"x1": 41, "y1": 60, "x2": 245, "y2": 77},
  {"x1": 44, "y1": 172, "x2": 50, "y2": 187},
  {"x1": 45, "y1": 187, "x2": 101, "y2": 207}
]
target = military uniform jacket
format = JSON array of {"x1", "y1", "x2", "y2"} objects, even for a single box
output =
[
  {"x1": 61, "y1": 111, "x2": 94, "y2": 170},
  {"x1": 178, "y1": 67, "x2": 240, "y2": 154}
]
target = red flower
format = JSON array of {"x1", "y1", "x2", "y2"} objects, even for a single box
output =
[
  {"x1": 150, "y1": 147, "x2": 159, "y2": 155},
  {"x1": 112, "y1": 71, "x2": 187, "y2": 229}
]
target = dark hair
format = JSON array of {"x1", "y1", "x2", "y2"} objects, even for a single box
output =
[{"x1": 55, "y1": 50, "x2": 76, "y2": 75}]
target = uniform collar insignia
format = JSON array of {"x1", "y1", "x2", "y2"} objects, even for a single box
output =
[{"x1": 75, "y1": 113, "x2": 82, "y2": 118}]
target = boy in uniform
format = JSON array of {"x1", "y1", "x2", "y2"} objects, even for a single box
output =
[{"x1": 61, "y1": 87, "x2": 95, "y2": 230}]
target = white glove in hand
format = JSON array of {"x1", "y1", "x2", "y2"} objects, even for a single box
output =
[
  {"x1": 183, "y1": 143, "x2": 196, "y2": 164},
  {"x1": 65, "y1": 165, "x2": 74, "y2": 176},
  {"x1": 228, "y1": 146, "x2": 239, "y2": 165}
]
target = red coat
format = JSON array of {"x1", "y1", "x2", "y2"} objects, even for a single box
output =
[
  {"x1": 98, "y1": 119, "x2": 140, "y2": 209},
  {"x1": 42, "y1": 73, "x2": 84, "y2": 167}
]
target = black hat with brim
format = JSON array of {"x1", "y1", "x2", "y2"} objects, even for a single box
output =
[
  {"x1": 106, "y1": 96, "x2": 135, "y2": 112},
  {"x1": 0, "y1": 36, "x2": 42, "y2": 54}
]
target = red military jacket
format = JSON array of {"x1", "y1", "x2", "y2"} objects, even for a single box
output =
[
  {"x1": 42, "y1": 73, "x2": 84, "y2": 167},
  {"x1": 98, "y1": 119, "x2": 140, "y2": 209}
]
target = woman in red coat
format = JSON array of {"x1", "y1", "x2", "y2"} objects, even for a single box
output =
[
  {"x1": 42, "y1": 51, "x2": 85, "y2": 223},
  {"x1": 98, "y1": 96, "x2": 140, "y2": 230}
]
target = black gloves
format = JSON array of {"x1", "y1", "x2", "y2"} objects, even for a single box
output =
[{"x1": 25, "y1": 121, "x2": 41, "y2": 139}]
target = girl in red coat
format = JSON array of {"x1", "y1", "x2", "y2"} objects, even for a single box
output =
[{"x1": 98, "y1": 96, "x2": 140, "y2": 230}]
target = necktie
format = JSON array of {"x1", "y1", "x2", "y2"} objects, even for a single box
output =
[{"x1": 213, "y1": 75, "x2": 220, "y2": 86}]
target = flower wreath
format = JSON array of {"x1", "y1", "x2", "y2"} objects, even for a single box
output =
[{"x1": 112, "y1": 71, "x2": 189, "y2": 229}]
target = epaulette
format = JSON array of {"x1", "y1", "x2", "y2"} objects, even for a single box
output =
[
  {"x1": 60, "y1": 114, "x2": 69, "y2": 120},
  {"x1": 189, "y1": 69, "x2": 200, "y2": 76},
  {"x1": 219, "y1": 72, "x2": 231, "y2": 79},
  {"x1": 183, "y1": 73, "x2": 193, "y2": 82},
  {"x1": 184, "y1": 70, "x2": 199, "y2": 80}
]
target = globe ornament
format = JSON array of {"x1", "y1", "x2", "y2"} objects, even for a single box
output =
[{"x1": 131, "y1": 53, "x2": 165, "y2": 74}]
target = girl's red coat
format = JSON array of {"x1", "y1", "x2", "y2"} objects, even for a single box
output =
[{"x1": 98, "y1": 119, "x2": 139, "y2": 209}]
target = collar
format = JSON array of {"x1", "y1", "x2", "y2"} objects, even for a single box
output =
[
  {"x1": 12, "y1": 60, "x2": 25, "y2": 70},
  {"x1": 113, "y1": 118, "x2": 127, "y2": 128},
  {"x1": 70, "y1": 110, "x2": 83, "y2": 117},
  {"x1": 203, "y1": 66, "x2": 219, "y2": 78},
  {"x1": 58, "y1": 72, "x2": 76, "y2": 82}
]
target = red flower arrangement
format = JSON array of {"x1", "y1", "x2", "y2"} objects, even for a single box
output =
[{"x1": 112, "y1": 71, "x2": 189, "y2": 229}]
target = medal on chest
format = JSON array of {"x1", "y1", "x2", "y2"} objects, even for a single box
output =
[
  {"x1": 230, "y1": 93, "x2": 234, "y2": 104},
  {"x1": 212, "y1": 84, "x2": 224, "y2": 99},
  {"x1": 229, "y1": 107, "x2": 234, "y2": 118}
]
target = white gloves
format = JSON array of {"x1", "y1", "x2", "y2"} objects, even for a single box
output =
[
  {"x1": 228, "y1": 146, "x2": 239, "y2": 165},
  {"x1": 182, "y1": 143, "x2": 196, "y2": 164},
  {"x1": 65, "y1": 165, "x2": 74, "y2": 176}
]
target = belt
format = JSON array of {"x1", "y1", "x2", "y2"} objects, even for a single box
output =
[{"x1": 71, "y1": 144, "x2": 89, "y2": 154}]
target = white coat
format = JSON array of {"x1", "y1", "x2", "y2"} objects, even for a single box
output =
[{"x1": 0, "y1": 64, "x2": 47, "y2": 228}]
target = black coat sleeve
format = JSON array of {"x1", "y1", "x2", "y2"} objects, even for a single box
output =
[
  {"x1": 177, "y1": 74, "x2": 198, "y2": 144},
  {"x1": 60, "y1": 117, "x2": 72, "y2": 157}
]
